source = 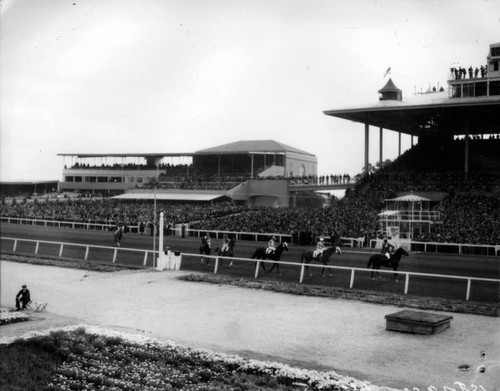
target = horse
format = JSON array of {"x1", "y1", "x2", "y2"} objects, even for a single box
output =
[
  {"x1": 367, "y1": 247, "x2": 409, "y2": 281},
  {"x1": 214, "y1": 239, "x2": 235, "y2": 268},
  {"x1": 199, "y1": 241, "x2": 212, "y2": 264},
  {"x1": 251, "y1": 242, "x2": 289, "y2": 274},
  {"x1": 301, "y1": 246, "x2": 340, "y2": 277}
]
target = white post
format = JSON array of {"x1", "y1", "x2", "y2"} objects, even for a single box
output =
[
  {"x1": 466, "y1": 279, "x2": 471, "y2": 301},
  {"x1": 158, "y1": 211, "x2": 164, "y2": 265},
  {"x1": 153, "y1": 186, "x2": 157, "y2": 269},
  {"x1": 349, "y1": 269, "x2": 355, "y2": 288},
  {"x1": 299, "y1": 264, "x2": 305, "y2": 283},
  {"x1": 254, "y1": 261, "x2": 260, "y2": 278},
  {"x1": 35, "y1": 241, "x2": 39, "y2": 254},
  {"x1": 404, "y1": 274, "x2": 410, "y2": 294}
]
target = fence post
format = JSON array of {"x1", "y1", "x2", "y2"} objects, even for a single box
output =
[
  {"x1": 214, "y1": 257, "x2": 219, "y2": 274},
  {"x1": 466, "y1": 279, "x2": 471, "y2": 301},
  {"x1": 84, "y1": 246, "x2": 89, "y2": 260},
  {"x1": 59, "y1": 244, "x2": 64, "y2": 257},
  {"x1": 143, "y1": 251, "x2": 148, "y2": 266},
  {"x1": 112, "y1": 248, "x2": 117, "y2": 263},
  {"x1": 349, "y1": 269, "x2": 355, "y2": 288},
  {"x1": 299, "y1": 264, "x2": 305, "y2": 283},
  {"x1": 13, "y1": 239, "x2": 18, "y2": 252},
  {"x1": 35, "y1": 241, "x2": 39, "y2": 255},
  {"x1": 404, "y1": 273, "x2": 410, "y2": 294},
  {"x1": 254, "y1": 261, "x2": 260, "y2": 278}
]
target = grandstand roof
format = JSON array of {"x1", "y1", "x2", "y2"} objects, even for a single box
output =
[
  {"x1": 323, "y1": 93, "x2": 500, "y2": 137},
  {"x1": 57, "y1": 153, "x2": 194, "y2": 158},
  {"x1": 112, "y1": 190, "x2": 228, "y2": 202},
  {"x1": 195, "y1": 140, "x2": 316, "y2": 156}
]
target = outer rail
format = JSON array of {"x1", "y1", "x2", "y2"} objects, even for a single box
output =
[{"x1": 2, "y1": 236, "x2": 498, "y2": 301}]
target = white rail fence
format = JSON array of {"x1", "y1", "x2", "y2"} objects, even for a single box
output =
[
  {"x1": 0, "y1": 216, "x2": 141, "y2": 233},
  {"x1": 2, "y1": 236, "x2": 498, "y2": 302},
  {"x1": 3, "y1": 216, "x2": 498, "y2": 256}
]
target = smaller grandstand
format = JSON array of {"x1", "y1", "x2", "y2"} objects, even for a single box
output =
[
  {"x1": 57, "y1": 140, "x2": 318, "y2": 207},
  {"x1": 0, "y1": 180, "x2": 59, "y2": 199}
]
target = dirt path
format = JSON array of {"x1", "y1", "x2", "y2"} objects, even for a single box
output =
[{"x1": 1, "y1": 260, "x2": 499, "y2": 390}]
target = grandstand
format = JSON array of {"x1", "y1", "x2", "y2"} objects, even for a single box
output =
[
  {"x1": 324, "y1": 42, "x2": 500, "y2": 241},
  {"x1": 57, "y1": 140, "x2": 318, "y2": 207},
  {"x1": 0, "y1": 180, "x2": 59, "y2": 199},
  {"x1": 2, "y1": 44, "x2": 499, "y2": 249}
]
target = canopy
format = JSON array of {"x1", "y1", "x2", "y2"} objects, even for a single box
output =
[{"x1": 388, "y1": 194, "x2": 430, "y2": 202}]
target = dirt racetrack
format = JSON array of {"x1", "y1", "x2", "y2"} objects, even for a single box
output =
[{"x1": 2, "y1": 260, "x2": 499, "y2": 390}]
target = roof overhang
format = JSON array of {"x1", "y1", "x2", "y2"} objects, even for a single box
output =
[
  {"x1": 58, "y1": 153, "x2": 194, "y2": 158},
  {"x1": 324, "y1": 96, "x2": 500, "y2": 137},
  {"x1": 112, "y1": 191, "x2": 228, "y2": 202}
]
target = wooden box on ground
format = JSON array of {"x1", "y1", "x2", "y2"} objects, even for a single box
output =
[{"x1": 385, "y1": 310, "x2": 453, "y2": 335}]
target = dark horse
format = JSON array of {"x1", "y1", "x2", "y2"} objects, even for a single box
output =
[
  {"x1": 251, "y1": 242, "x2": 289, "y2": 274},
  {"x1": 301, "y1": 246, "x2": 340, "y2": 277},
  {"x1": 214, "y1": 239, "x2": 236, "y2": 268},
  {"x1": 367, "y1": 247, "x2": 409, "y2": 281},
  {"x1": 199, "y1": 241, "x2": 211, "y2": 264}
]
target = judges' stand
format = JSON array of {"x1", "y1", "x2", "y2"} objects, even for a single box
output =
[{"x1": 155, "y1": 212, "x2": 182, "y2": 271}]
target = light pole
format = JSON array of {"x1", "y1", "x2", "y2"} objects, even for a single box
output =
[{"x1": 153, "y1": 184, "x2": 157, "y2": 269}]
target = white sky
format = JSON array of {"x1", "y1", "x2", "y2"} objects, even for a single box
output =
[{"x1": 1, "y1": 0, "x2": 499, "y2": 182}]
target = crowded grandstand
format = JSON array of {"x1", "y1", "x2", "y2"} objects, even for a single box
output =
[{"x1": 1, "y1": 43, "x2": 499, "y2": 253}]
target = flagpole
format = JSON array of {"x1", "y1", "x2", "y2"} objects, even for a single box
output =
[{"x1": 153, "y1": 185, "x2": 157, "y2": 269}]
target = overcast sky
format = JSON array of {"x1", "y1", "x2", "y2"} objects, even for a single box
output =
[{"x1": 1, "y1": 0, "x2": 499, "y2": 182}]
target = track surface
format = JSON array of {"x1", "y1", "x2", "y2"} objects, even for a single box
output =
[{"x1": 1, "y1": 223, "x2": 499, "y2": 302}]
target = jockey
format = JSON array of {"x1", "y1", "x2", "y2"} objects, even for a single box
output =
[
  {"x1": 113, "y1": 225, "x2": 124, "y2": 247},
  {"x1": 202, "y1": 234, "x2": 211, "y2": 249},
  {"x1": 221, "y1": 234, "x2": 230, "y2": 252},
  {"x1": 266, "y1": 236, "x2": 277, "y2": 254},
  {"x1": 380, "y1": 238, "x2": 394, "y2": 259},
  {"x1": 314, "y1": 237, "x2": 326, "y2": 260}
]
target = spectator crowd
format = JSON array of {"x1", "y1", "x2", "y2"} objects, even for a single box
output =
[{"x1": 2, "y1": 135, "x2": 499, "y2": 247}]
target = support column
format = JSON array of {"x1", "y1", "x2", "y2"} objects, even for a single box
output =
[
  {"x1": 398, "y1": 132, "x2": 402, "y2": 156},
  {"x1": 250, "y1": 154, "x2": 254, "y2": 178},
  {"x1": 379, "y1": 127, "x2": 383, "y2": 165},
  {"x1": 464, "y1": 131, "x2": 469, "y2": 182},
  {"x1": 411, "y1": 135, "x2": 414, "y2": 147},
  {"x1": 364, "y1": 123, "x2": 369, "y2": 175}
]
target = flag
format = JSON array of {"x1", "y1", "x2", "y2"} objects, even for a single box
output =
[{"x1": 384, "y1": 67, "x2": 391, "y2": 78}]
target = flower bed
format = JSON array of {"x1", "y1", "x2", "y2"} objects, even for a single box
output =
[
  {"x1": 0, "y1": 307, "x2": 30, "y2": 326},
  {"x1": 0, "y1": 325, "x2": 399, "y2": 391}
]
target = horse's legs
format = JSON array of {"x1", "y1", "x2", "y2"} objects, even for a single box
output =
[
  {"x1": 321, "y1": 266, "x2": 332, "y2": 278},
  {"x1": 268, "y1": 263, "x2": 281, "y2": 274}
]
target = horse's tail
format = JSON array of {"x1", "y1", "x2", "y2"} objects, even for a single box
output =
[
  {"x1": 301, "y1": 252, "x2": 305, "y2": 263},
  {"x1": 367, "y1": 256, "x2": 374, "y2": 268}
]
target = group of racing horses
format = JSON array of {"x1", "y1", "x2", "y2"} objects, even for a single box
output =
[{"x1": 199, "y1": 235, "x2": 409, "y2": 280}]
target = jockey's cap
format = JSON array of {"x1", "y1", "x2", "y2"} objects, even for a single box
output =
[{"x1": 319, "y1": 237, "x2": 324, "y2": 241}]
